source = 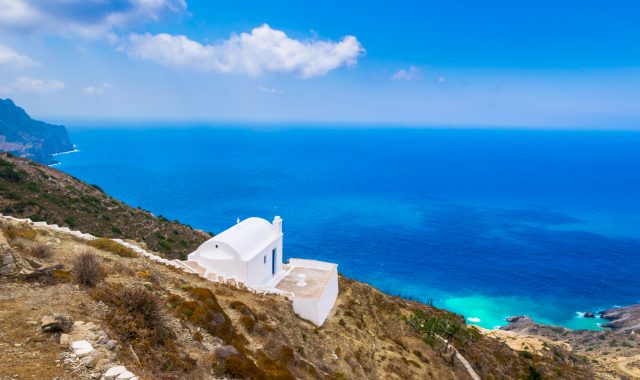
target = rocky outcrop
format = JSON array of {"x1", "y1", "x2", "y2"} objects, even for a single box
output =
[
  {"x1": 505, "y1": 315, "x2": 529, "y2": 324},
  {"x1": 41, "y1": 315, "x2": 73, "y2": 333},
  {"x1": 0, "y1": 98, "x2": 73, "y2": 164},
  {"x1": 0, "y1": 245, "x2": 16, "y2": 275},
  {"x1": 599, "y1": 304, "x2": 640, "y2": 332}
]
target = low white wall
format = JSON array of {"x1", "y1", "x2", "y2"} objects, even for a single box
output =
[
  {"x1": 292, "y1": 267, "x2": 339, "y2": 326},
  {"x1": 288, "y1": 258, "x2": 336, "y2": 271}
]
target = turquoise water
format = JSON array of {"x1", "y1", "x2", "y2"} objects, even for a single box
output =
[{"x1": 55, "y1": 127, "x2": 640, "y2": 330}]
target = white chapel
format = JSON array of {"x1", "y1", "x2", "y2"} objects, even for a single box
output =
[{"x1": 188, "y1": 216, "x2": 339, "y2": 326}]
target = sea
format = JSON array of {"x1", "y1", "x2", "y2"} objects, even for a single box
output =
[{"x1": 54, "y1": 126, "x2": 640, "y2": 330}]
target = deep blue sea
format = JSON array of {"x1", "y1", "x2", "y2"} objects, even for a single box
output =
[{"x1": 55, "y1": 126, "x2": 640, "y2": 330}]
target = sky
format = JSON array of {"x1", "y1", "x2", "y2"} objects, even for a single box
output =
[{"x1": 0, "y1": 0, "x2": 639, "y2": 128}]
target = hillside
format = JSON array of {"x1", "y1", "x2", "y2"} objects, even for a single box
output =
[
  {"x1": 0, "y1": 99, "x2": 73, "y2": 165},
  {"x1": 0, "y1": 155, "x2": 603, "y2": 379},
  {"x1": 0, "y1": 152, "x2": 210, "y2": 258}
]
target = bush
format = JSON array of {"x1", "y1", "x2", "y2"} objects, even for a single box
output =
[
  {"x1": 93, "y1": 284, "x2": 195, "y2": 373},
  {"x1": 72, "y1": 250, "x2": 105, "y2": 287},
  {"x1": 29, "y1": 243, "x2": 53, "y2": 259},
  {"x1": 63, "y1": 216, "x2": 77, "y2": 228},
  {"x1": 403, "y1": 310, "x2": 474, "y2": 347},
  {"x1": 88, "y1": 238, "x2": 136, "y2": 258}
]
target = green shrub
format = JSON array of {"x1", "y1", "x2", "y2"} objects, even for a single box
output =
[
  {"x1": 63, "y1": 216, "x2": 77, "y2": 228},
  {"x1": 403, "y1": 310, "x2": 474, "y2": 347}
]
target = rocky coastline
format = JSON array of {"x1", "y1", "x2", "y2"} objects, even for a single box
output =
[{"x1": 599, "y1": 304, "x2": 640, "y2": 332}]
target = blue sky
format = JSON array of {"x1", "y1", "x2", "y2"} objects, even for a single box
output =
[{"x1": 0, "y1": 0, "x2": 638, "y2": 128}]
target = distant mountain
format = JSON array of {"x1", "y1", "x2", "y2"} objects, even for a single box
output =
[{"x1": 0, "y1": 98, "x2": 73, "y2": 164}]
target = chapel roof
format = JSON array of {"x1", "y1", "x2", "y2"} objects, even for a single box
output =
[{"x1": 207, "y1": 217, "x2": 280, "y2": 260}]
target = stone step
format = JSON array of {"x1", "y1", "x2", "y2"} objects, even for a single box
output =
[
  {"x1": 183, "y1": 260, "x2": 207, "y2": 276},
  {"x1": 171, "y1": 260, "x2": 197, "y2": 274}
]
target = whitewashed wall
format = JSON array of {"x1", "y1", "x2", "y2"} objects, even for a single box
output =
[
  {"x1": 291, "y1": 266, "x2": 339, "y2": 326},
  {"x1": 246, "y1": 237, "x2": 281, "y2": 287}
]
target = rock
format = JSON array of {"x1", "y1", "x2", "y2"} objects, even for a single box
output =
[
  {"x1": 599, "y1": 304, "x2": 640, "y2": 331},
  {"x1": 41, "y1": 315, "x2": 73, "y2": 333},
  {"x1": 214, "y1": 345, "x2": 239, "y2": 361},
  {"x1": 1, "y1": 254, "x2": 14, "y2": 265},
  {"x1": 506, "y1": 315, "x2": 528, "y2": 323},
  {"x1": 59, "y1": 333, "x2": 70, "y2": 346},
  {"x1": 116, "y1": 370, "x2": 136, "y2": 379},
  {"x1": 0, "y1": 262, "x2": 16, "y2": 275},
  {"x1": 103, "y1": 365, "x2": 127, "y2": 379},
  {"x1": 84, "y1": 322, "x2": 97, "y2": 331},
  {"x1": 501, "y1": 316, "x2": 536, "y2": 332},
  {"x1": 103, "y1": 365, "x2": 127, "y2": 380},
  {"x1": 104, "y1": 340, "x2": 117, "y2": 351},
  {"x1": 583, "y1": 312, "x2": 595, "y2": 318},
  {"x1": 71, "y1": 340, "x2": 94, "y2": 357},
  {"x1": 81, "y1": 352, "x2": 101, "y2": 369},
  {"x1": 94, "y1": 330, "x2": 108, "y2": 344}
]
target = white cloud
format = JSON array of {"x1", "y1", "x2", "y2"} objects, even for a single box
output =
[
  {"x1": 0, "y1": 0, "x2": 186, "y2": 38},
  {"x1": 125, "y1": 24, "x2": 364, "y2": 78},
  {"x1": 391, "y1": 66, "x2": 422, "y2": 81},
  {"x1": 0, "y1": 76, "x2": 65, "y2": 95},
  {"x1": 0, "y1": 44, "x2": 37, "y2": 67},
  {"x1": 84, "y1": 83, "x2": 114, "y2": 96},
  {"x1": 437, "y1": 76, "x2": 447, "y2": 84}
]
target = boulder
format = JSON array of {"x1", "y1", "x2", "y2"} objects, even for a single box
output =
[
  {"x1": 214, "y1": 345, "x2": 239, "y2": 361},
  {"x1": 71, "y1": 340, "x2": 95, "y2": 357},
  {"x1": 103, "y1": 365, "x2": 127, "y2": 380},
  {"x1": 583, "y1": 312, "x2": 595, "y2": 318},
  {"x1": 41, "y1": 315, "x2": 73, "y2": 333},
  {"x1": 104, "y1": 340, "x2": 117, "y2": 351},
  {"x1": 506, "y1": 315, "x2": 528, "y2": 323},
  {"x1": 81, "y1": 351, "x2": 104, "y2": 369},
  {"x1": 0, "y1": 262, "x2": 16, "y2": 275},
  {"x1": 116, "y1": 371, "x2": 136, "y2": 379},
  {"x1": 0, "y1": 246, "x2": 16, "y2": 275}
]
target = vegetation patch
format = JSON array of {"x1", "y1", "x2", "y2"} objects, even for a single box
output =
[
  {"x1": 168, "y1": 287, "x2": 240, "y2": 346},
  {"x1": 2, "y1": 223, "x2": 38, "y2": 240},
  {"x1": 403, "y1": 309, "x2": 476, "y2": 347},
  {"x1": 93, "y1": 284, "x2": 195, "y2": 374},
  {"x1": 87, "y1": 238, "x2": 137, "y2": 258}
]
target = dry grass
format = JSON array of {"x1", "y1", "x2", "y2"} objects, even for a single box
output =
[
  {"x1": 88, "y1": 238, "x2": 137, "y2": 258},
  {"x1": 72, "y1": 250, "x2": 105, "y2": 287},
  {"x1": 28, "y1": 243, "x2": 53, "y2": 259},
  {"x1": 2, "y1": 223, "x2": 38, "y2": 240}
]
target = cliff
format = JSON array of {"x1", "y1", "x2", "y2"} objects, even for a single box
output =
[
  {"x1": 0, "y1": 154, "x2": 598, "y2": 379},
  {"x1": 0, "y1": 99, "x2": 73, "y2": 164}
]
